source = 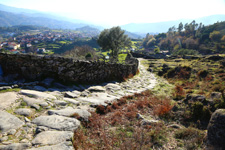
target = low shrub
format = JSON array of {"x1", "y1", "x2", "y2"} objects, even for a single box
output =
[
  {"x1": 173, "y1": 85, "x2": 186, "y2": 100},
  {"x1": 197, "y1": 70, "x2": 209, "y2": 78},
  {"x1": 73, "y1": 90, "x2": 173, "y2": 149},
  {"x1": 164, "y1": 66, "x2": 192, "y2": 79},
  {"x1": 175, "y1": 127, "x2": 206, "y2": 150}
]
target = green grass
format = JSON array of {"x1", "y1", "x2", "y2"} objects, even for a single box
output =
[
  {"x1": 0, "y1": 88, "x2": 21, "y2": 93},
  {"x1": 118, "y1": 53, "x2": 127, "y2": 63}
]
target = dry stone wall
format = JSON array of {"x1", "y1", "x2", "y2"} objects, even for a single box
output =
[{"x1": 0, "y1": 53, "x2": 138, "y2": 84}]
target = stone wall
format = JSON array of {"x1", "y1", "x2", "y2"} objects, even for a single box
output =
[
  {"x1": 131, "y1": 52, "x2": 167, "y2": 59},
  {"x1": 0, "y1": 53, "x2": 139, "y2": 84}
]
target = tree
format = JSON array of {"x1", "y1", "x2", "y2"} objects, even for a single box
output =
[
  {"x1": 178, "y1": 22, "x2": 183, "y2": 34},
  {"x1": 97, "y1": 26, "x2": 131, "y2": 61},
  {"x1": 154, "y1": 46, "x2": 160, "y2": 54},
  {"x1": 209, "y1": 31, "x2": 222, "y2": 42},
  {"x1": 221, "y1": 35, "x2": 225, "y2": 42}
]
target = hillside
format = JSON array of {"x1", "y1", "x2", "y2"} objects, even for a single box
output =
[
  {"x1": 75, "y1": 26, "x2": 100, "y2": 37},
  {"x1": 142, "y1": 20, "x2": 225, "y2": 55},
  {"x1": 122, "y1": 15, "x2": 225, "y2": 34},
  {"x1": 0, "y1": 10, "x2": 87, "y2": 29},
  {"x1": 0, "y1": 4, "x2": 88, "y2": 25}
]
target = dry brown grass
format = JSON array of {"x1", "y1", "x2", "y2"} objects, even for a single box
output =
[{"x1": 73, "y1": 90, "x2": 174, "y2": 150}]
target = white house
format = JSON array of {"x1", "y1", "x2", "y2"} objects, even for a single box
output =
[
  {"x1": 27, "y1": 43, "x2": 32, "y2": 47},
  {"x1": 37, "y1": 48, "x2": 46, "y2": 54},
  {"x1": 8, "y1": 42, "x2": 20, "y2": 50}
]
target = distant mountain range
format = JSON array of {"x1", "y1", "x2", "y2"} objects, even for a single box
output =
[
  {"x1": 0, "y1": 3, "x2": 225, "y2": 38},
  {"x1": 0, "y1": 10, "x2": 88, "y2": 29},
  {"x1": 121, "y1": 14, "x2": 225, "y2": 34},
  {"x1": 0, "y1": 4, "x2": 104, "y2": 30}
]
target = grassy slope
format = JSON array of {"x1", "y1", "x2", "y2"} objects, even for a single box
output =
[{"x1": 71, "y1": 57, "x2": 225, "y2": 149}]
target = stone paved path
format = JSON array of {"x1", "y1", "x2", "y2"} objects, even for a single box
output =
[{"x1": 0, "y1": 58, "x2": 157, "y2": 150}]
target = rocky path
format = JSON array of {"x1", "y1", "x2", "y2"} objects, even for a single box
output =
[{"x1": 0, "y1": 58, "x2": 157, "y2": 150}]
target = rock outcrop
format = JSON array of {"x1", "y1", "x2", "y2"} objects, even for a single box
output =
[{"x1": 207, "y1": 109, "x2": 225, "y2": 149}]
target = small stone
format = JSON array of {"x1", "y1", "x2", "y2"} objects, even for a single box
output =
[
  {"x1": 88, "y1": 86, "x2": 106, "y2": 93},
  {"x1": 136, "y1": 113, "x2": 144, "y2": 120},
  {"x1": 64, "y1": 91, "x2": 79, "y2": 98},
  {"x1": 141, "y1": 119, "x2": 159, "y2": 126},
  {"x1": 0, "y1": 136, "x2": 8, "y2": 142},
  {"x1": 31, "y1": 104, "x2": 40, "y2": 110},
  {"x1": 210, "y1": 92, "x2": 222, "y2": 100},
  {"x1": 15, "y1": 108, "x2": 33, "y2": 117},
  {"x1": 168, "y1": 124, "x2": 183, "y2": 129},
  {"x1": 54, "y1": 100, "x2": 68, "y2": 106},
  {"x1": 26, "y1": 123, "x2": 32, "y2": 127},
  {"x1": 8, "y1": 129, "x2": 17, "y2": 135},
  {"x1": 80, "y1": 91, "x2": 89, "y2": 97},
  {"x1": 105, "y1": 83, "x2": 121, "y2": 91},
  {"x1": 15, "y1": 130, "x2": 22, "y2": 138},
  {"x1": 22, "y1": 97, "x2": 44, "y2": 108},
  {"x1": 25, "y1": 117, "x2": 31, "y2": 122},
  {"x1": 21, "y1": 139, "x2": 30, "y2": 143},
  {"x1": 39, "y1": 102, "x2": 48, "y2": 107},
  {"x1": 185, "y1": 94, "x2": 206, "y2": 103},
  {"x1": 0, "y1": 86, "x2": 12, "y2": 90},
  {"x1": 35, "y1": 126, "x2": 49, "y2": 134},
  {"x1": 63, "y1": 98, "x2": 80, "y2": 105},
  {"x1": 12, "y1": 84, "x2": 19, "y2": 88}
]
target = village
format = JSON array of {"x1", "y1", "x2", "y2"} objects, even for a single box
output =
[{"x1": 0, "y1": 29, "x2": 96, "y2": 54}]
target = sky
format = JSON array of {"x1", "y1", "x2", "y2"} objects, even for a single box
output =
[{"x1": 0, "y1": 0, "x2": 225, "y2": 26}]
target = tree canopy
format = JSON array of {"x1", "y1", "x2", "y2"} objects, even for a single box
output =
[
  {"x1": 142, "y1": 20, "x2": 225, "y2": 55},
  {"x1": 97, "y1": 26, "x2": 131, "y2": 60}
]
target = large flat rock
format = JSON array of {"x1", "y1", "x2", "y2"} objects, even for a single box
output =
[
  {"x1": 32, "y1": 115, "x2": 80, "y2": 131},
  {"x1": 64, "y1": 91, "x2": 79, "y2": 98},
  {"x1": 0, "y1": 110, "x2": 24, "y2": 133},
  {"x1": 76, "y1": 97, "x2": 107, "y2": 106},
  {"x1": 27, "y1": 142, "x2": 73, "y2": 150},
  {"x1": 23, "y1": 97, "x2": 48, "y2": 109},
  {"x1": 105, "y1": 83, "x2": 121, "y2": 91},
  {"x1": 63, "y1": 97, "x2": 80, "y2": 105},
  {"x1": 20, "y1": 90, "x2": 56, "y2": 100},
  {"x1": 88, "y1": 86, "x2": 106, "y2": 93},
  {"x1": 23, "y1": 97, "x2": 45, "y2": 106},
  {"x1": 90, "y1": 92, "x2": 118, "y2": 102},
  {"x1": 0, "y1": 92, "x2": 18, "y2": 110},
  {"x1": 48, "y1": 107, "x2": 91, "y2": 121},
  {"x1": 15, "y1": 108, "x2": 34, "y2": 117},
  {"x1": 32, "y1": 131, "x2": 73, "y2": 146},
  {"x1": 0, "y1": 143, "x2": 31, "y2": 150},
  {"x1": 76, "y1": 92, "x2": 118, "y2": 106}
]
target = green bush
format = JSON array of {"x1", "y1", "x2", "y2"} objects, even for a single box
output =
[
  {"x1": 192, "y1": 101, "x2": 203, "y2": 120},
  {"x1": 172, "y1": 49, "x2": 199, "y2": 56},
  {"x1": 85, "y1": 53, "x2": 92, "y2": 59},
  {"x1": 197, "y1": 70, "x2": 208, "y2": 78}
]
